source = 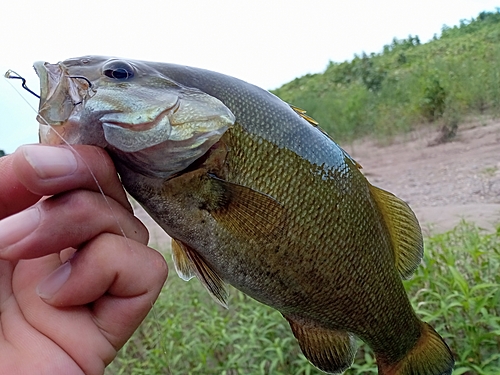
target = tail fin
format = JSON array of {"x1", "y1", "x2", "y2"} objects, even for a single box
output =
[{"x1": 377, "y1": 323, "x2": 454, "y2": 375}]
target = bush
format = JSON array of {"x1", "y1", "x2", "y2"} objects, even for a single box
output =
[{"x1": 420, "y1": 77, "x2": 447, "y2": 121}]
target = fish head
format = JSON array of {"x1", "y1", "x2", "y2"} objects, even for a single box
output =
[{"x1": 34, "y1": 56, "x2": 235, "y2": 177}]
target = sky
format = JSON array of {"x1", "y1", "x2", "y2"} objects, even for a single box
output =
[{"x1": 1, "y1": 0, "x2": 499, "y2": 153}]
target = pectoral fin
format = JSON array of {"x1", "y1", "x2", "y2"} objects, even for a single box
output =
[
  {"x1": 207, "y1": 175, "x2": 286, "y2": 240},
  {"x1": 285, "y1": 316, "x2": 357, "y2": 374},
  {"x1": 369, "y1": 184, "x2": 423, "y2": 279},
  {"x1": 171, "y1": 238, "x2": 228, "y2": 308}
]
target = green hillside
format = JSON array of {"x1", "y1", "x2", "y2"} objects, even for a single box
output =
[{"x1": 273, "y1": 10, "x2": 500, "y2": 142}]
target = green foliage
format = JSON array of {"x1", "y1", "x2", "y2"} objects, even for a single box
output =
[
  {"x1": 420, "y1": 77, "x2": 447, "y2": 121},
  {"x1": 107, "y1": 222, "x2": 500, "y2": 374},
  {"x1": 273, "y1": 10, "x2": 500, "y2": 142},
  {"x1": 0, "y1": 150, "x2": 5, "y2": 157},
  {"x1": 406, "y1": 222, "x2": 500, "y2": 374}
]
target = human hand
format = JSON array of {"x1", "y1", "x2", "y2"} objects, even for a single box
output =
[{"x1": 0, "y1": 145, "x2": 168, "y2": 375}]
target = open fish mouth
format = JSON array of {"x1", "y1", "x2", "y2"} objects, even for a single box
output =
[
  {"x1": 34, "y1": 61, "x2": 92, "y2": 125},
  {"x1": 33, "y1": 61, "x2": 96, "y2": 146}
]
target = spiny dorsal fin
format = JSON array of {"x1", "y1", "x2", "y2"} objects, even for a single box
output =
[
  {"x1": 369, "y1": 184, "x2": 423, "y2": 279},
  {"x1": 285, "y1": 315, "x2": 357, "y2": 374},
  {"x1": 289, "y1": 104, "x2": 363, "y2": 170},
  {"x1": 290, "y1": 104, "x2": 319, "y2": 126},
  {"x1": 171, "y1": 238, "x2": 228, "y2": 308},
  {"x1": 171, "y1": 238, "x2": 196, "y2": 281},
  {"x1": 342, "y1": 147, "x2": 363, "y2": 170},
  {"x1": 208, "y1": 175, "x2": 286, "y2": 240}
]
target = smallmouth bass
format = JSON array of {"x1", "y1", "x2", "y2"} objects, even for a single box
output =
[{"x1": 32, "y1": 56, "x2": 454, "y2": 375}]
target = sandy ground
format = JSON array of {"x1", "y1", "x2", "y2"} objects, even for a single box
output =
[
  {"x1": 344, "y1": 118, "x2": 500, "y2": 235},
  {"x1": 135, "y1": 118, "x2": 500, "y2": 248}
]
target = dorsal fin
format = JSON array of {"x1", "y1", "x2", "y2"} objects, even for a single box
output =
[
  {"x1": 369, "y1": 184, "x2": 423, "y2": 279},
  {"x1": 289, "y1": 104, "x2": 362, "y2": 170},
  {"x1": 290, "y1": 104, "x2": 319, "y2": 126},
  {"x1": 285, "y1": 315, "x2": 357, "y2": 374},
  {"x1": 171, "y1": 238, "x2": 228, "y2": 308}
]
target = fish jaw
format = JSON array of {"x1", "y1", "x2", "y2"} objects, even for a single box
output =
[
  {"x1": 91, "y1": 83, "x2": 236, "y2": 177},
  {"x1": 94, "y1": 85, "x2": 235, "y2": 154}
]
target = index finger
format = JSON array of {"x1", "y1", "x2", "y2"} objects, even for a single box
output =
[
  {"x1": 0, "y1": 153, "x2": 39, "y2": 218},
  {"x1": 0, "y1": 144, "x2": 130, "y2": 220}
]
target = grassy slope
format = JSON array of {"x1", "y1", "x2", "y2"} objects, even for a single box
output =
[{"x1": 273, "y1": 11, "x2": 500, "y2": 143}]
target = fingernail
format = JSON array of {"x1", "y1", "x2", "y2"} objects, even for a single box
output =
[
  {"x1": 22, "y1": 145, "x2": 78, "y2": 179},
  {"x1": 36, "y1": 261, "x2": 72, "y2": 299},
  {"x1": 0, "y1": 208, "x2": 40, "y2": 251}
]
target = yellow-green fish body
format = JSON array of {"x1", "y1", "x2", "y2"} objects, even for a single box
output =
[{"x1": 33, "y1": 56, "x2": 454, "y2": 375}]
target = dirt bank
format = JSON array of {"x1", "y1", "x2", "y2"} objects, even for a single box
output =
[{"x1": 344, "y1": 118, "x2": 500, "y2": 234}]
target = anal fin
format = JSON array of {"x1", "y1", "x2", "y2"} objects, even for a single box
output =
[
  {"x1": 171, "y1": 238, "x2": 228, "y2": 308},
  {"x1": 369, "y1": 184, "x2": 424, "y2": 279},
  {"x1": 285, "y1": 316, "x2": 357, "y2": 374}
]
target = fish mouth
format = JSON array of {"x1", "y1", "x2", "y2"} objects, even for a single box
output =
[
  {"x1": 33, "y1": 61, "x2": 60, "y2": 110},
  {"x1": 34, "y1": 61, "x2": 93, "y2": 145},
  {"x1": 34, "y1": 61, "x2": 90, "y2": 125}
]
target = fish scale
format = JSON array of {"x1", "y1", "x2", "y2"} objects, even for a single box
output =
[
  {"x1": 33, "y1": 56, "x2": 454, "y2": 375},
  {"x1": 182, "y1": 122, "x2": 418, "y2": 355}
]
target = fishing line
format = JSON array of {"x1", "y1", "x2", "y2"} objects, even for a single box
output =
[{"x1": 3, "y1": 71, "x2": 134, "y2": 252}]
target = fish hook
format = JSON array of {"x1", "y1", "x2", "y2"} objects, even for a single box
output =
[
  {"x1": 69, "y1": 75, "x2": 93, "y2": 88},
  {"x1": 69, "y1": 75, "x2": 96, "y2": 105},
  {"x1": 4, "y1": 70, "x2": 40, "y2": 99}
]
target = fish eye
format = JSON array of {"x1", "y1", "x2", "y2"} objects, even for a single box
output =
[{"x1": 102, "y1": 61, "x2": 135, "y2": 80}]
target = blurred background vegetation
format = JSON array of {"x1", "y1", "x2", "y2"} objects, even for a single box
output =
[
  {"x1": 106, "y1": 10, "x2": 500, "y2": 375},
  {"x1": 273, "y1": 10, "x2": 500, "y2": 143}
]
